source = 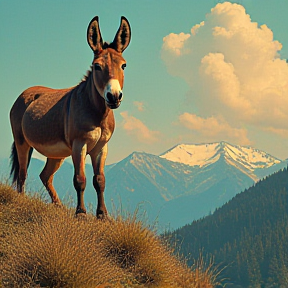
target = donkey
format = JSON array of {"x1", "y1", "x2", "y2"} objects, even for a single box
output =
[{"x1": 10, "y1": 16, "x2": 131, "y2": 218}]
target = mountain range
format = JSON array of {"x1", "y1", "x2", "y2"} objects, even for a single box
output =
[{"x1": 0, "y1": 141, "x2": 287, "y2": 230}]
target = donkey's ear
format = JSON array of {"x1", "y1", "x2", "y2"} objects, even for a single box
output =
[
  {"x1": 87, "y1": 16, "x2": 103, "y2": 53},
  {"x1": 111, "y1": 16, "x2": 131, "y2": 53}
]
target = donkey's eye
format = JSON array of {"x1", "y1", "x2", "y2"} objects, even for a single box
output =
[
  {"x1": 121, "y1": 63, "x2": 126, "y2": 70},
  {"x1": 94, "y1": 63, "x2": 102, "y2": 71}
]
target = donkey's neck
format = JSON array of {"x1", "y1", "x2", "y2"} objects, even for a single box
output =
[{"x1": 82, "y1": 69, "x2": 110, "y2": 118}]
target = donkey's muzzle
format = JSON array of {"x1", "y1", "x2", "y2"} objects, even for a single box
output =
[
  {"x1": 106, "y1": 91, "x2": 123, "y2": 109},
  {"x1": 104, "y1": 79, "x2": 123, "y2": 109}
]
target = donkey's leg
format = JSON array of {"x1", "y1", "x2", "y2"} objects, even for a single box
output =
[
  {"x1": 72, "y1": 141, "x2": 87, "y2": 215},
  {"x1": 15, "y1": 141, "x2": 32, "y2": 193},
  {"x1": 40, "y1": 158, "x2": 64, "y2": 204},
  {"x1": 91, "y1": 144, "x2": 108, "y2": 219}
]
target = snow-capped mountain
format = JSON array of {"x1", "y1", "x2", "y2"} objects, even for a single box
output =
[
  {"x1": 1, "y1": 142, "x2": 287, "y2": 230},
  {"x1": 161, "y1": 141, "x2": 281, "y2": 171},
  {"x1": 103, "y1": 142, "x2": 287, "y2": 230}
]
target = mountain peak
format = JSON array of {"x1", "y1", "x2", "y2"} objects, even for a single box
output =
[{"x1": 160, "y1": 142, "x2": 281, "y2": 170}]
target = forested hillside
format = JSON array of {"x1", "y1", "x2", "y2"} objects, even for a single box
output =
[{"x1": 167, "y1": 168, "x2": 288, "y2": 287}]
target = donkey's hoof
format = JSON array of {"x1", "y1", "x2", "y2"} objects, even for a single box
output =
[
  {"x1": 76, "y1": 207, "x2": 87, "y2": 217},
  {"x1": 76, "y1": 213, "x2": 87, "y2": 219},
  {"x1": 76, "y1": 212, "x2": 87, "y2": 221},
  {"x1": 96, "y1": 210, "x2": 109, "y2": 221}
]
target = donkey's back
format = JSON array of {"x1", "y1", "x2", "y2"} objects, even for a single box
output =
[{"x1": 10, "y1": 86, "x2": 72, "y2": 158}]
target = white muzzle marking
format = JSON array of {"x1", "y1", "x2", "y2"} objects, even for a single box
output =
[{"x1": 104, "y1": 79, "x2": 122, "y2": 100}]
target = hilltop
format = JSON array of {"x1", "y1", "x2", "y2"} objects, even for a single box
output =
[{"x1": 0, "y1": 182, "x2": 220, "y2": 287}]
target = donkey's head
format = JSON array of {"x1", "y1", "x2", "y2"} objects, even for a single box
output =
[{"x1": 87, "y1": 16, "x2": 131, "y2": 109}]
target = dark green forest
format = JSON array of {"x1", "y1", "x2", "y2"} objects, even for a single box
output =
[{"x1": 167, "y1": 168, "x2": 288, "y2": 287}]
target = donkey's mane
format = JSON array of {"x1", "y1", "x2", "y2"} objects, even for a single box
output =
[{"x1": 81, "y1": 67, "x2": 92, "y2": 83}]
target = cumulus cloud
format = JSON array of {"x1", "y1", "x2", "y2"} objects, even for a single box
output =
[
  {"x1": 161, "y1": 2, "x2": 288, "y2": 141},
  {"x1": 120, "y1": 111, "x2": 160, "y2": 144},
  {"x1": 179, "y1": 112, "x2": 250, "y2": 145}
]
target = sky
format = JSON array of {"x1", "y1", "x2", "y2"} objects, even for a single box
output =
[{"x1": 1, "y1": 0, "x2": 288, "y2": 165}]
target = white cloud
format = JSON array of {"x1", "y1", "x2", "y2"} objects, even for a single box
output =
[
  {"x1": 120, "y1": 111, "x2": 160, "y2": 144},
  {"x1": 179, "y1": 112, "x2": 250, "y2": 145},
  {"x1": 162, "y1": 32, "x2": 191, "y2": 56},
  {"x1": 161, "y1": 2, "x2": 288, "y2": 142}
]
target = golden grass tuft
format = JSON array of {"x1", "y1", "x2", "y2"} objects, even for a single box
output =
[
  {"x1": 0, "y1": 182, "x2": 221, "y2": 287},
  {"x1": 100, "y1": 216, "x2": 180, "y2": 286}
]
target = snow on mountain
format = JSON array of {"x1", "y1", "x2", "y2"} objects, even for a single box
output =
[
  {"x1": 160, "y1": 142, "x2": 220, "y2": 167},
  {"x1": 160, "y1": 141, "x2": 281, "y2": 171}
]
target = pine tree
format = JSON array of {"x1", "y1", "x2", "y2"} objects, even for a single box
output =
[{"x1": 247, "y1": 251, "x2": 262, "y2": 288}]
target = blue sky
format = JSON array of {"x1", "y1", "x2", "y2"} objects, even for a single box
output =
[{"x1": 1, "y1": 0, "x2": 288, "y2": 165}]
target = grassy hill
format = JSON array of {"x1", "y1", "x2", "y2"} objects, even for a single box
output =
[
  {"x1": 166, "y1": 168, "x2": 288, "y2": 287},
  {"x1": 0, "y1": 183, "x2": 221, "y2": 288}
]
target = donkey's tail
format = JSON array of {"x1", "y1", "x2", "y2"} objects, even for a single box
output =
[
  {"x1": 10, "y1": 142, "x2": 33, "y2": 184},
  {"x1": 10, "y1": 142, "x2": 19, "y2": 184}
]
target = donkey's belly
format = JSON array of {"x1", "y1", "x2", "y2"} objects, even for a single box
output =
[
  {"x1": 22, "y1": 123, "x2": 71, "y2": 158},
  {"x1": 33, "y1": 142, "x2": 71, "y2": 158},
  {"x1": 22, "y1": 98, "x2": 71, "y2": 158}
]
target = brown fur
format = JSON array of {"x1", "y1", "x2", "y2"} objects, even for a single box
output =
[{"x1": 10, "y1": 16, "x2": 131, "y2": 217}]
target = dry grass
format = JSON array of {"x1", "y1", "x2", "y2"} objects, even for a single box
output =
[{"x1": 0, "y1": 182, "x2": 221, "y2": 287}]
